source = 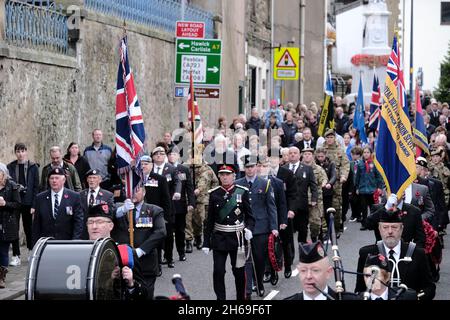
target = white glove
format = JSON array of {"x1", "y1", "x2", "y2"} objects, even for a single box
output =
[
  {"x1": 385, "y1": 193, "x2": 398, "y2": 210},
  {"x1": 202, "y1": 247, "x2": 210, "y2": 255},
  {"x1": 244, "y1": 228, "x2": 253, "y2": 241},
  {"x1": 123, "y1": 199, "x2": 135, "y2": 212},
  {"x1": 135, "y1": 248, "x2": 145, "y2": 258},
  {"x1": 172, "y1": 192, "x2": 181, "y2": 200}
]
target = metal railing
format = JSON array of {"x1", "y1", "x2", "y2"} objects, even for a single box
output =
[
  {"x1": 84, "y1": 0, "x2": 214, "y2": 38},
  {"x1": 4, "y1": 0, "x2": 69, "y2": 54}
]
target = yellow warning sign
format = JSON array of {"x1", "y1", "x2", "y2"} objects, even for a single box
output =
[{"x1": 274, "y1": 47, "x2": 299, "y2": 80}]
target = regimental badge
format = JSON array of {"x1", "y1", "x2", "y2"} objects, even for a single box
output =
[
  {"x1": 178, "y1": 173, "x2": 187, "y2": 181},
  {"x1": 166, "y1": 174, "x2": 172, "y2": 182},
  {"x1": 236, "y1": 193, "x2": 242, "y2": 203},
  {"x1": 235, "y1": 208, "x2": 241, "y2": 215},
  {"x1": 66, "y1": 206, "x2": 73, "y2": 215},
  {"x1": 317, "y1": 245, "x2": 325, "y2": 257},
  {"x1": 302, "y1": 171, "x2": 306, "y2": 179}
]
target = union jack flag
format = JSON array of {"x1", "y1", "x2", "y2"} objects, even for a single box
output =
[
  {"x1": 115, "y1": 36, "x2": 146, "y2": 198},
  {"x1": 188, "y1": 72, "x2": 203, "y2": 145},
  {"x1": 386, "y1": 35, "x2": 408, "y2": 115},
  {"x1": 368, "y1": 72, "x2": 381, "y2": 131}
]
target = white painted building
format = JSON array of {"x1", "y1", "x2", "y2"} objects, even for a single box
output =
[
  {"x1": 400, "y1": 0, "x2": 450, "y2": 93},
  {"x1": 334, "y1": 0, "x2": 450, "y2": 95}
]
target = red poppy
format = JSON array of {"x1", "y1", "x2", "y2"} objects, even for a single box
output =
[
  {"x1": 64, "y1": 194, "x2": 69, "y2": 199},
  {"x1": 415, "y1": 191, "x2": 420, "y2": 198},
  {"x1": 102, "y1": 204, "x2": 109, "y2": 213},
  {"x1": 378, "y1": 254, "x2": 385, "y2": 261}
]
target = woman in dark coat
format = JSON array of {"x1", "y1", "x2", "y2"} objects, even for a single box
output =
[
  {"x1": 64, "y1": 142, "x2": 91, "y2": 189},
  {"x1": 0, "y1": 163, "x2": 21, "y2": 288}
]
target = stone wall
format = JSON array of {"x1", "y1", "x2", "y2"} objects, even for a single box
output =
[{"x1": 0, "y1": 0, "x2": 246, "y2": 168}]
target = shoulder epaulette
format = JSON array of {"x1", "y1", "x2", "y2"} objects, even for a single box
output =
[
  {"x1": 208, "y1": 186, "x2": 221, "y2": 193},
  {"x1": 235, "y1": 184, "x2": 249, "y2": 191}
]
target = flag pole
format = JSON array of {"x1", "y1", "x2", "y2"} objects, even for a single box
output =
[
  {"x1": 190, "y1": 71, "x2": 197, "y2": 190},
  {"x1": 119, "y1": 29, "x2": 134, "y2": 248}
]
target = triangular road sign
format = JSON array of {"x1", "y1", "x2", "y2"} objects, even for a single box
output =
[{"x1": 276, "y1": 49, "x2": 296, "y2": 68}]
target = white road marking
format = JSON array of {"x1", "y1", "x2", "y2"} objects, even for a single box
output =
[
  {"x1": 263, "y1": 290, "x2": 279, "y2": 300},
  {"x1": 291, "y1": 268, "x2": 299, "y2": 277}
]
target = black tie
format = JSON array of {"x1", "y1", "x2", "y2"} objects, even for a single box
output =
[
  {"x1": 389, "y1": 249, "x2": 399, "y2": 284},
  {"x1": 89, "y1": 190, "x2": 95, "y2": 207},
  {"x1": 375, "y1": 297, "x2": 384, "y2": 300},
  {"x1": 291, "y1": 164, "x2": 296, "y2": 173},
  {"x1": 53, "y1": 193, "x2": 59, "y2": 219},
  {"x1": 248, "y1": 181, "x2": 253, "y2": 189}
]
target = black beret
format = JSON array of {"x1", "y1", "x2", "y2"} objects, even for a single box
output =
[
  {"x1": 87, "y1": 203, "x2": 113, "y2": 221},
  {"x1": 299, "y1": 241, "x2": 327, "y2": 263},
  {"x1": 85, "y1": 168, "x2": 101, "y2": 178},
  {"x1": 379, "y1": 208, "x2": 403, "y2": 223},
  {"x1": 48, "y1": 167, "x2": 65, "y2": 176},
  {"x1": 364, "y1": 253, "x2": 389, "y2": 272}
]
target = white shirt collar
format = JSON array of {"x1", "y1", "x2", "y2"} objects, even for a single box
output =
[
  {"x1": 384, "y1": 242, "x2": 401, "y2": 261},
  {"x1": 303, "y1": 286, "x2": 328, "y2": 300},
  {"x1": 290, "y1": 161, "x2": 300, "y2": 169},
  {"x1": 51, "y1": 188, "x2": 64, "y2": 199},
  {"x1": 370, "y1": 288, "x2": 389, "y2": 300}
]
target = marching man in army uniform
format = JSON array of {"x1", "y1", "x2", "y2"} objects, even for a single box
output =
[
  {"x1": 323, "y1": 129, "x2": 350, "y2": 236},
  {"x1": 202, "y1": 164, "x2": 255, "y2": 300}
]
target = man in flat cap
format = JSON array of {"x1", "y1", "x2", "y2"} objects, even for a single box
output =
[
  {"x1": 355, "y1": 207, "x2": 436, "y2": 300},
  {"x1": 80, "y1": 168, "x2": 115, "y2": 239},
  {"x1": 202, "y1": 163, "x2": 255, "y2": 300},
  {"x1": 87, "y1": 204, "x2": 148, "y2": 300},
  {"x1": 284, "y1": 241, "x2": 351, "y2": 300},
  {"x1": 32, "y1": 167, "x2": 84, "y2": 246}
]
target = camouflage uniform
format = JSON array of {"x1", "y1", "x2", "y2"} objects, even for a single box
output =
[
  {"x1": 323, "y1": 142, "x2": 350, "y2": 233},
  {"x1": 430, "y1": 162, "x2": 450, "y2": 206},
  {"x1": 185, "y1": 162, "x2": 219, "y2": 242},
  {"x1": 307, "y1": 163, "x2": 328, "y2": 241}
]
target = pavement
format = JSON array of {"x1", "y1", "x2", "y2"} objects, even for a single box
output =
[
  {"x1": 0, "y1": 247, "x2": 29, "y2": 300},
  {"x1": 2, "y1": 219, "x2": 450, "y2": 300}
]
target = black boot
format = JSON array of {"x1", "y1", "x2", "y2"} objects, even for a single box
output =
[
  {"x1": 194, "y1": 236, "x2": 202, "y2": 250},
  {"x1": 185, "y1": 240, "x2": 193, "y2": 253},
  {"x1": 0, "y1": 266, "x2": 7, "y2": 289}
]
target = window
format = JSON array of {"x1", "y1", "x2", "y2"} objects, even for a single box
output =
[{"x1": 442, "y1": 2, "x2": 450, "y2": 25}]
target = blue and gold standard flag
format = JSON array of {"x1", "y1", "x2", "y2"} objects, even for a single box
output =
[
  {"x1": 374, "y1": 36, "x2": 416, "y2": 198},
  {"x1": 318, "y1": 71, "x2": 335, "y2": 136}
]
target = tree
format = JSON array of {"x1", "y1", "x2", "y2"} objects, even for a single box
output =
[{"x1": 434, "y1": 41, "x2": 450, "y2": 103}]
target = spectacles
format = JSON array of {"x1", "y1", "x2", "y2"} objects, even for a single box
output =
[{"x1": 87, "y1": 220, "x2": 111, "y2": 226}]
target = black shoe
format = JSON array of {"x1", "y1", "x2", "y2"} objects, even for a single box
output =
[
  {"x1": 252, "y1": 285, "x2": 257, "y2": 292},
  {"x1": 160, "y1": 258, "x2": 168, "y2": 265},
  {"x1": 168, "y1": 261, "x2": 175, "y2": 268},
  {"x1": 284, "y1": 268, "x2": 292, "y2": 279},
  {"x1": 258, "y1": 289, "x2": 265, "y2": 297},
  {"x1": 270, "y1": 272, "x2": 279, "y2": 286},
  {"x1": 179, "y1": 254, "x2": 186, "y2": 261},
  {"x1": 336, "y1": 232, "x2": 342, "y2": 239},
  {"x1": 360, "y1": 226, "x2": 368, "y2": 231},
  {"x1": 263, "y1": 273, "x2": 271, "y2": 283},
  {"x1": 157, "y1": 267, "x2": 162, "y2": 277},
  {"x1": 185, "y1": 241, "x2": 193, "y2": 253},
  {"x1": 194, "y1": 236, "x2": 203, "y2": 250}
]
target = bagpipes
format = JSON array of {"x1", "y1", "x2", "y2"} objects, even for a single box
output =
[{"x1": 326, "y1": 208, "x2": 345, "y2": 300}]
